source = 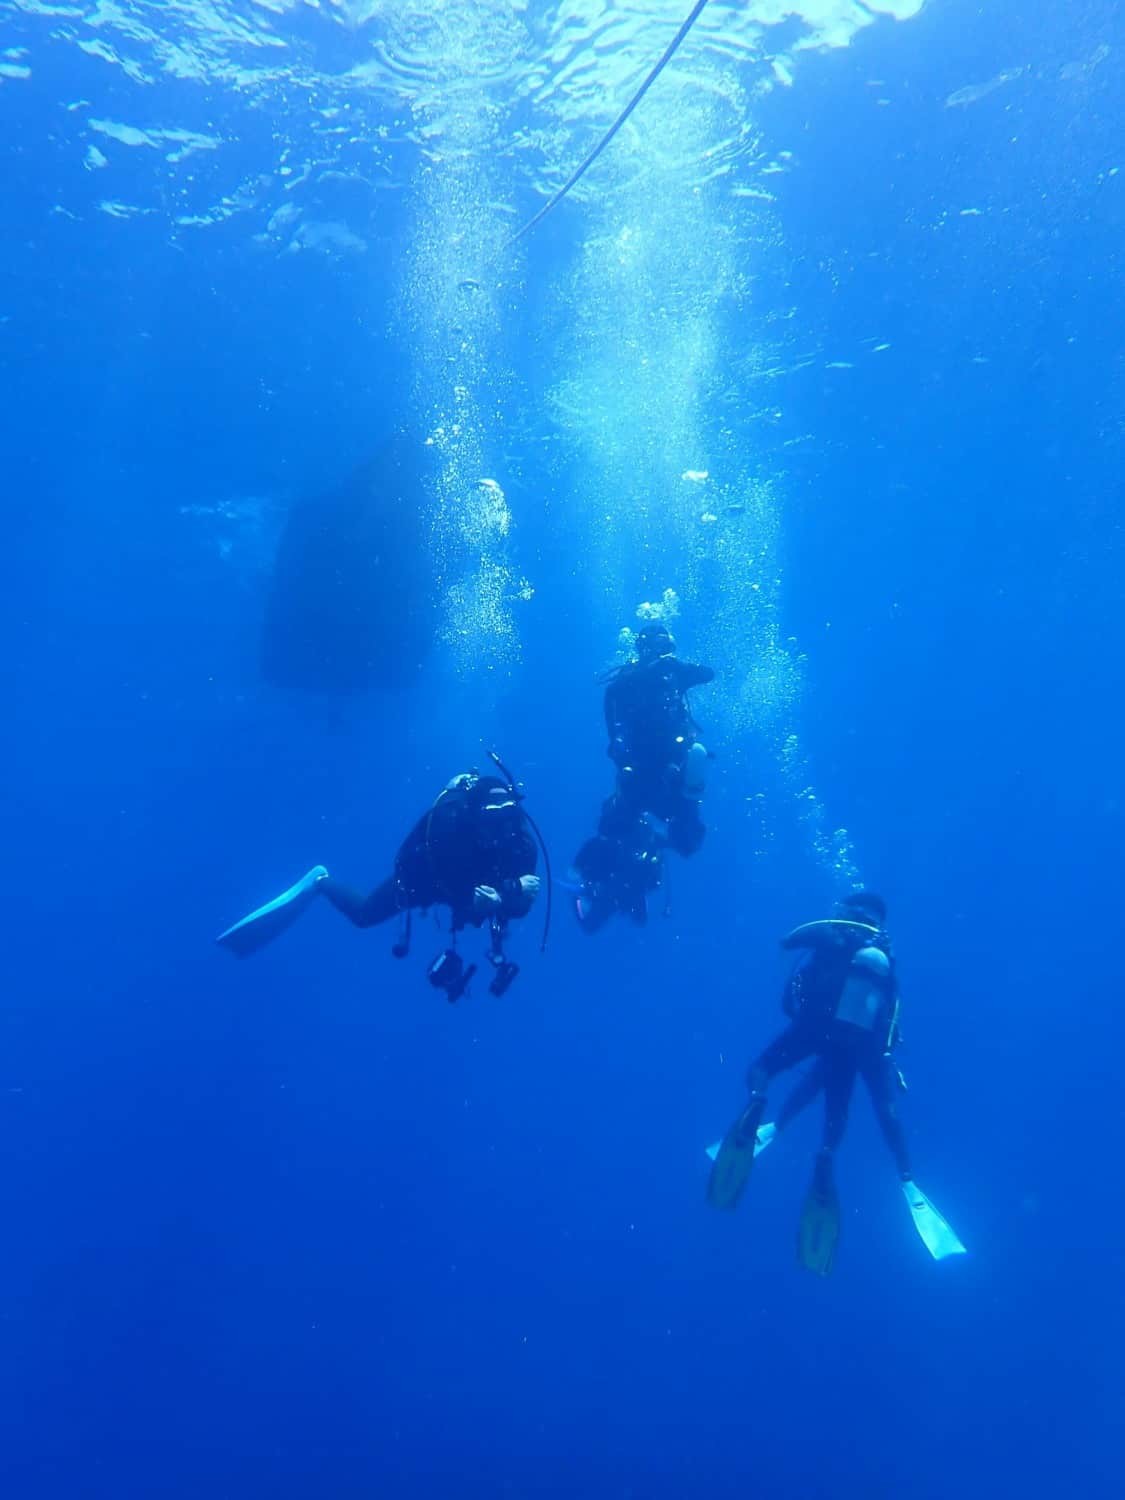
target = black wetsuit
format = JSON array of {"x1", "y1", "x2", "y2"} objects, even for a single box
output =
[
  {"x1": 602, "y1": 655, "x2": 714, "y2": 854},
  {"x1": 321, "y1": 775, "x2": 537, "y2": 933},
  {"x1": 751, "y1": 926, "x2": 912, "y2": 1177},
  {"x1": 571, "y1": 653, "x2": 713, "y2": 932}
]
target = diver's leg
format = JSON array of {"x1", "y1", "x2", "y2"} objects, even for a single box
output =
[
  {"x1": 666, "y1": 798, "x2": 705, "y2": 857},
  {"x1": 597, "y1": 790, "x2": 640, "y2": 840},
  {"x1": 741, "y1": 1024, "x2": 819, "y2": 1137},
  {"x1": 571, "y1": 829, "x2": 639, "y2": 931},
  {"x1": 791, "y1": 1055, "x2": 853, "y2": 1266},
  {"x1": 592, "y1": 791, "x2": 663, "y2": 923},
  {"x1": 774, "y1": 1059, "x2": 827, "y2": 1134},
  {"x1": 748, "y1": 1023, "x2": 817, "y2": 1097},
  {"x1": 709, "y1": 1025, "x2": 815, "y2": 1210},
  {"x1": 572, "y1": 833, "x2": 616, "y2": 882},
  {"x1": 320, "y1": 874, "x2": 400, "y2": 929},
  {"x1": 820, "y1": 1052, "x2": 858, "y2": 1155},
  {"x1": 862, "y1": 1052, "x2": 913, "y2": 1179}
]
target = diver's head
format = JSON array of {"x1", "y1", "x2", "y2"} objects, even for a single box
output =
[
  {"x1": 635, "y1": 622, "x2": 676, "y2": 664},
  {"x1": 477, "y1": 774, "x2": 522, "y2": 848},
  {"x1": 837, "y1": 889, "x2": 886, "y2": 928},
  {"x1": 444, "y1": 770, "x2": 513, "y2": 808}
]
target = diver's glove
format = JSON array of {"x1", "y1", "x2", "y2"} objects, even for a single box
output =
[
  {"x1": 519, "y1": 875, "x2": 541, "y2": 903},
  {"x1": 472, "y1": 884, "x2": 503, "y2": 917}
]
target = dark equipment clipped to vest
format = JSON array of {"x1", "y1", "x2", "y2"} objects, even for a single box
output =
[
  {"x1": 486, "y1": 917, "x2": 520, "y2": 996},
  {"x1": 428, "y1": 948, "x2": 477, "y2": 1004}
]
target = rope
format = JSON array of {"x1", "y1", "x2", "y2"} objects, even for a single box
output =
[{"x1": 506, "y1": 0, "x2": 713, "y2": 247}]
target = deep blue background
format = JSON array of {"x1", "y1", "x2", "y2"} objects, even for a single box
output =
[{"x1": 2, "y1": 2, "x2": 1122, "y2": 1496}]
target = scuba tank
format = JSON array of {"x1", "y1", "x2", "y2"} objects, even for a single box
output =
[
  {"x1": 834, "y1": 944, "x2": 892, "y2": 1031},
  {"x1": 781, "y1": 918, "x2": 892, "y2": 1029},
  {"x1": 681, "y1": 739, "x2": 709, "y2": 800}
]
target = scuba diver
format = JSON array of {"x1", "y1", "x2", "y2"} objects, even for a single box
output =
[
  {"x1": 706, "y1": 891, "x2": 965, "y2": 1273},
  {"x1": 571, "y1": 621, "x2": 713, "y2": 933},
  {"x1": 217, "y1": 754, "x2": 548, "y2": 1002}
]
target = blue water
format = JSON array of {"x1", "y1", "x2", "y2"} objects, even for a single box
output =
[{"x1": 2, "y1": 2, "x2": 1122, "y2": 1495}]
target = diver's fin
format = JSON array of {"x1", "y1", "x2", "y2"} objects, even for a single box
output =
[
  {"x1": 797, "y1": 1152, "x2": 840, "y2": 1277},
  {"x1": 902, "y1": 1180, "x2": 967, "y2": 1260},
  {"x1": 216, "y1": 866, "x2": 328, "y2": 958},
  {"x1": 706, "y1": 1101, "x2": 765, "y2": 1210},
  {"x1": 705, "y1": 1120, "x2": 776, "y2": 1163}
]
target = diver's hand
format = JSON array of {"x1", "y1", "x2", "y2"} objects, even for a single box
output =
[
  {"x1": 519, "y1": 875, "x2": 541, "y2": 903},
  {"x1": 473, "y1": 884, "x2": 503, "y2": 916}
]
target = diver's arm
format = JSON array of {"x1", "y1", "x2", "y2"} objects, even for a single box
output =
[
  {"x1": 494, "y1": 877, "x2": 537, "y2": 919},
  {"x1": 494, "y1": 831, "x2": 540, "y2": 918},
  {"x1": 676, "y1": 661, "x2": 715, "y2": 690}
]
